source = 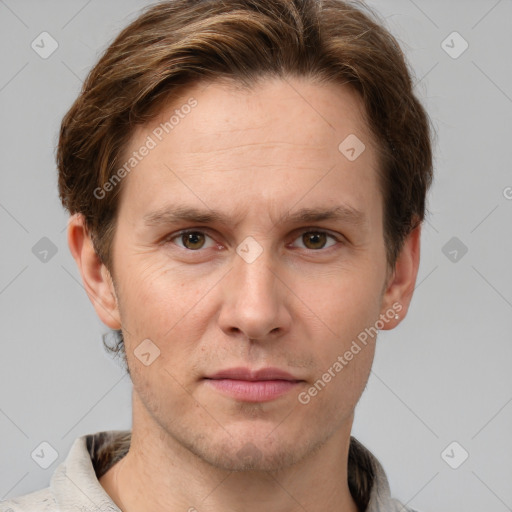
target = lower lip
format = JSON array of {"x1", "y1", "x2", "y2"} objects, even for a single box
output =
[{"x1": 205, "y1": 379, "x2": 301, "y2": 402}]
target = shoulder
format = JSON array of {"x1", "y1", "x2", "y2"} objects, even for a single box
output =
[
  {"x1": 0, "y1": 430, "x2": 129, "y2": 512},
  {"x1": 0, "y1": 487, "x2": 57, "y2": 512}
]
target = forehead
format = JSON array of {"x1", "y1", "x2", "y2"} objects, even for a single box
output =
[
  {"x1": 147, "y1": 76, "x2": 373, "y2": 153},
  {"x1": 117, "y1": 77, "x2": 382, "y2": 228}
]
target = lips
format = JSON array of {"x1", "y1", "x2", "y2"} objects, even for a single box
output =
[
  {"x1": 204, "y1": 367, "x2": 304, "y2": 402},
  {"x1": 206, "y1": 367, "x2": 300, "y2": 381}
]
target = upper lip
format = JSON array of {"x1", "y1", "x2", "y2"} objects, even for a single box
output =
[{"x1": 205, "y1": 367, "x2": 302, "y2": 381}]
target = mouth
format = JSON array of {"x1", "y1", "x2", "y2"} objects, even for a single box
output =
[{"x1": 203, "y1": 367, "x2": 304, "y2": 402}]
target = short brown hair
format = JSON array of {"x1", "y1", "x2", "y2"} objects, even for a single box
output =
[{"x1": 57, "y1": 0, "x2": 433, "y2": 361}]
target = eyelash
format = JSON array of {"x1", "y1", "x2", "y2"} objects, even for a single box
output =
[{"x1": 165, "y1": 228, "x2": 343, "y2": 252}]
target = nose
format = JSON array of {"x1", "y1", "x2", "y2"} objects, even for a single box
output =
[{"x1": 217, "y1": 247, "x2": 292, "y2": 341}]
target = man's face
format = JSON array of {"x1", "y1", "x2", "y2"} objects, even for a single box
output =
[{"x1": 109, "y1": 77, "x2": 392, "y2": 471}]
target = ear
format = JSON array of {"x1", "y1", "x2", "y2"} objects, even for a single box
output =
[
  {"x1": 379, "y1": 223, "x2": 421, "y2": 330},
  {"x1": 67, "y1": 214, "x2": 122, "y2": 330}
]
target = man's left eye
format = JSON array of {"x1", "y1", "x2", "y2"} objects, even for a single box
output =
[{"x1": 291, "y1": 231, "x2": 339, "y2": 250}]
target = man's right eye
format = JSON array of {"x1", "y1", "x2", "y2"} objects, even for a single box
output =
[{"x1": 167, "y1": 230, "x2": 216, "y2": 250}]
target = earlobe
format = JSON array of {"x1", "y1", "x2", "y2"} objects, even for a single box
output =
[
  {"x1": 67, "y1": 214, "x2": 122, "y2": 330},
  {"x1": 379, "y1": 223, "x2": 422, "y2": 330}
]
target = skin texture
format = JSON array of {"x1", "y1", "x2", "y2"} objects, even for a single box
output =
[{"x1": 68, "y1": 76, "x2": 421, "y2": 512}]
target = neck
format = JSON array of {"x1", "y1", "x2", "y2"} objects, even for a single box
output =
[{"x1": 100, "y1": 396, "x2": 359, "y2": 512}]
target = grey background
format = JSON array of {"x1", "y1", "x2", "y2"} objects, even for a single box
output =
[{"x1": 1, "y1": 1, "x2": 511, "y2": 511}]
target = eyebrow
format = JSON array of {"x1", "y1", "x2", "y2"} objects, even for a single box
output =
[{"x1": 143, "y1": 204, "x2": 367, "y2": 229}]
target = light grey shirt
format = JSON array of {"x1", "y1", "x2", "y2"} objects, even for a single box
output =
[{"x1": 1, "y1": 431, "x2": 417, "y2": 512}]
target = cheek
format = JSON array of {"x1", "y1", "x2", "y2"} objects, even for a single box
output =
[
  {"x1": 296, "y1": 260, "x2": 383, "y2": 333},
  {"x1": 127, "y1": 358, "x2": 196, "y2": 425},
  {"x1": 300, "y1": 324, "x2": 377, "y2": 420},
  {"x1": 295, "y1": 261, "x2": 383, "y2": 387},
  {"x1": 117, "y1": 254, "x2": 208, "y2": 329}
]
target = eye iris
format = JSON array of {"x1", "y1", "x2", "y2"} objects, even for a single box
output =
[
  {"x1": 303, "y1": 232, "x2": 326, "y2": 249},
  {"x1": 183, "y1": 232, "x2": 205, "y2": 250}
]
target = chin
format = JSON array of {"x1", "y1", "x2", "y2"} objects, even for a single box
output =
[{"x1": 179, "y1": 424, "x2": 329, "y2": 473}]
